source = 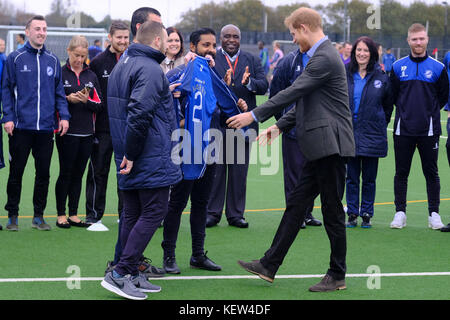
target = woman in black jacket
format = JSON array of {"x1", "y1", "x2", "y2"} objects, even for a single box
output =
[
  {"x1": 345, "y1": 36, "x2": 393, "y2": 229},
  {"x1": 55, "y1": 36, "x2": 102, "y2": 228}
]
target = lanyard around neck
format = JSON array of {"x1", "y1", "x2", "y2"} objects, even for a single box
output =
[{"x1": 225, "y1": 54, "x2": 239, "y2": 78}]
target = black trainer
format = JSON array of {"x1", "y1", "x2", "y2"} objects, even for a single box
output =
[
  {"x1": 361, "y1": 213, "x2": 372, "y2": 228},
  {"x1": 190, "y1": 252, "x2": 221, "y2": 271},
  {"x1": 305, "y1": 215, "x2": 322, "y2": 226},
  {"x1": 6, "y1": 216, "x2": 19, "y2": 231},
  {"x1": 346, "y1": 214, "x2": 358, "y2": 228},
  {"x1": 441, "y1": 223, "x2": 450, "y2": 232},
  {"x1": 163, "y1": 256, "x2": 181, "y2": 274}
]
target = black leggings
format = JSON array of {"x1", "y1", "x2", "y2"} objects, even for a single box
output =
[{"x1": 55, "y1": 134, "x2": 93, "y2": 216}]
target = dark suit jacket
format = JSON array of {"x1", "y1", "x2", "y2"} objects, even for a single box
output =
[
  {"x1": 214, "y1": 49, "x2": 268, "y2": 134},
  {"x1": 253, "y1": 39, "x2": 355, "y2": 161}
]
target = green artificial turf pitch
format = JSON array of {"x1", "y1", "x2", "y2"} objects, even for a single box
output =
[{"x1": 0, "y1": 96, "x2": 449, "y2": 300}]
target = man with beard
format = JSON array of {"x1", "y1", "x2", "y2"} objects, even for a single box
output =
[
  {"x1": 85, "y1": 20, "x2": 130, "y2": 230},
  {"x1": 102, "y1": 20, "x2": 181, "y2": 300},
  {"x1": 206, "y1": 24, "x2": 268, "y2": 229},
  {"x1": 161, "y1": 28, "x2": 248, "y2": 274},
  {"x1": 389, "y1": 23, "x2": 448, "y2": 230},
  {"x1": 103, "y1": 8, "x2": 167, "y2": 279}
]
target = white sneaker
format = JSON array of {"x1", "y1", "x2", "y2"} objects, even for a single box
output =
[
  {"x1": 87, "y1": 221, "x2": 109, "y2": 232},
  {"x1": 390, "y1": 211, "x2": 407, "y2": 229},
  {"x1": 428, "y1": 212, "x2": 444, "y2": 230}
]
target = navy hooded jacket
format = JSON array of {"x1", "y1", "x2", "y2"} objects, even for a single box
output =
[
  {"x1": 346, "y1": 65, "x2": 394, "y2": 158},
  {"x1": 107, "y1": 43, "x2": 182, "y2": 190},
  {"x1": 1, "y1": 42, "x2": 70, "y2": 131}
]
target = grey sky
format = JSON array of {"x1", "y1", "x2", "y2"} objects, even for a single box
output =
[{"x1": 18, "y1": 0, "x2": 440, "y2": 28}]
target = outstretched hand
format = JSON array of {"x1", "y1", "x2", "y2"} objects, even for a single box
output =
[
  {"x1": 256, "y1": 125, "x2": 281, "y2": 146},
  {"x1": 226, "y1": 112, "x2": 254, "y2": 129}
]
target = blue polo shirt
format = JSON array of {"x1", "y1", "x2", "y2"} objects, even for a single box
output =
[{"x1": 353, "y1": 72, "x2": 367, "y2": 120}]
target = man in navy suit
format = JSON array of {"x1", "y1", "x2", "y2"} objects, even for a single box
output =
[{"x1": 206, "y1": 24, "x2": 268, "y2": 229}]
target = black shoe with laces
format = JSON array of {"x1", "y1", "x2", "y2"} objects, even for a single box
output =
[{"x1": 190, "y1": 251, "x2": 222, "y2": 271}]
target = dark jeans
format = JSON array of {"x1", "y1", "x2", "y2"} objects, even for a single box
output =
[
  {"x1": 162, "y1": 164, "x2": 216, "y2": 258},
  {"x1": 55, "y1": 134, "x2": 93, "y2": 216},
  {"x1": 281, "y1": 135, "x2": 314, "y2": 217},
  {"x1": 260, "y1": 155, "x2": 347, "y2": 281},
  {"x1": 85, "y1": 132, "x2": 123, "y2": 222},
  {"x1": 114, "y1": 187, "x2": 169, "y2": 276},
  {"x1": 5, "y1": 129, "x2": 54, "y2": 217},
  {"x1": 345, "y1": 156, "x2": 379, "y2": 217},
  {"x1": 394, "y1": 134, "x2": 440, "y2": 214}
]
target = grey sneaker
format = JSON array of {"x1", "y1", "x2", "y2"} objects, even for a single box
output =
[
  {"x1": 6, "y1": 216, "x2": 19, "y2": 231},
  {"x1": 131, "y1": 273, "x2": 161, "y2": 293},
  {"x1": 101, "y1": 271, "x2": 147, "y2": 300},
  {"x1": 32, "y1": 216, "x2": 51, "y2": 231},
  {"x1": 309, "y1": 274, "x2": 346, "y2": 292}
]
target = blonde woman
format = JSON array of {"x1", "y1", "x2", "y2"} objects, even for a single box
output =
[{"x1": 55, "y1": 36, "x2": 102, "y2": 228}]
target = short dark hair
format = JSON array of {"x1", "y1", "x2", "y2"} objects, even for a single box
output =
[
  {"x1": 167, "y1": 27, "x2": 184, "y2": 60},
  {"x1": 189, "y1": 28, "x2": 215, "y2": 47},
  {"x1": 131, "y1": 7, "x2": 161, "y2": 37},
  {"x1": 18, "y1": 34, "x2": 25, "y2": 41},
  {"x1": 348, "y1": 36, "x2": 379, "y2": 74},
  {"x1": 26, "y1": 15, "x2": 46, "y2": 29},
  {"x1": 109, "y1": 20, "x2": 129, "y2": 36}
]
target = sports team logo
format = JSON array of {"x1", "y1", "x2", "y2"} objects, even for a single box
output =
[
  {"x1": 424, "y1": 70, "x2": 432, "y2": 79},
  {"x1": 374, "y1": 80, "x2": 382, "y2": 89},
  {"x1": 47, "y1": 66, "x2": 54, "y2": 76}
]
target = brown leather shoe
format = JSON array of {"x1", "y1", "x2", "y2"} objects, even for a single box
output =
[
  {"x1": 309, "y1": 274, "x2": 346, "y2": 292},
  {"x1": 237, "y1": 260, "x2": 275, "y2": 283}
]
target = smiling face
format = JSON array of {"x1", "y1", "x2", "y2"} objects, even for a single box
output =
[
  {"x1": 355, "y1": 41, "x2": 370, "y2": 67},
  {"x1": 407, "y1": 30, "x2": 428, "y2": 57},
  {"x1": 109, "y1": 29, "x2": 129, "y2": 54},
  {"x1": 25, "y1": 19, "x2": 47, "y2": 49},
  {"x1": 166, "y1": 31, "x2": 181, "y2": 58},
  {"x1": 221, "y1": 26, "x2": 240, "y2": 56},
  {"x1": 192, "y1": 34, "x2": 216, "y2": 58}
]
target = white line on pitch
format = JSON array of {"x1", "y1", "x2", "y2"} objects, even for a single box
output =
[{"x1": 1, "y1": 272, "x2": 450, "y2": 283}]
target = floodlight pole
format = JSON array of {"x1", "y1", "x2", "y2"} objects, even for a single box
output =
[
  {"x1": 443, "y1": 1, "x2": 448, "y2": 49},
  {"x1": 343, "y1": 0, "x2": 348, "y2": 42}
]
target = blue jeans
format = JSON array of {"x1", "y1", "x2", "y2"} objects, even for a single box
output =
[{"x1": 345, "y1": 156, "x2": 379, "y2": 217}]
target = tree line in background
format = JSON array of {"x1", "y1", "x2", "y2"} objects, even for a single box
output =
[{"x1": 0, "y1": 0, "x2": 448, "y2": 38}]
